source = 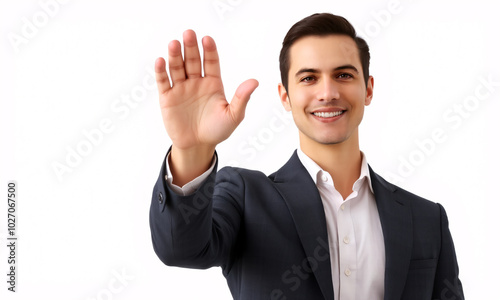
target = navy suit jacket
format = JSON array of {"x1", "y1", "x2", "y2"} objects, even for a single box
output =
[{"x1": 150, "y1": 150, "x2": 464, "y2": 299}]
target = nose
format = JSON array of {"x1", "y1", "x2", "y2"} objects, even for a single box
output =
[{"x1": 317, "y1": 77, "x2": 340, "y2": 102}]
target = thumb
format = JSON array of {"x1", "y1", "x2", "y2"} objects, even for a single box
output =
[{"x1": 229, "y1": 79, "x2": 259, "y2": 123}]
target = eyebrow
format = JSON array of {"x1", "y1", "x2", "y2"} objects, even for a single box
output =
[{"x1": 294, "y1": 64, "x2": 359, "y2": 78}]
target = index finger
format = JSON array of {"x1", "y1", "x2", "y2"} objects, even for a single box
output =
[
  {"x1": 202, "y1": 36, "x2": 221, "y2": 78},
  {"x1": 155, "y1": 57, "x2": 171, "y2": 95}
]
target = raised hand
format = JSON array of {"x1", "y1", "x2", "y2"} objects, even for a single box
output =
[{"x1": 155, "y1": 30, "x2": 259, "y2": 185}]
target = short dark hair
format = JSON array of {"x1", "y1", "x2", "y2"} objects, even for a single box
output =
[{"x1": 279, "y1": 13, "x2": 370, "y2": 91}]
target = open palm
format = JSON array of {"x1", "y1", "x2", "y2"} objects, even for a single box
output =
[{"x1": 155, "y1": 30, "x2": 259, "y2": 151}]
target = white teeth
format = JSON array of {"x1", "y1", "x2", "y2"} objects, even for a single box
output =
[{"x1": 313, "y1": 111, "x2": 344, "y2": 118}]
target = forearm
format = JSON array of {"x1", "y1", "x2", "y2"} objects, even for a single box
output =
[
  {"x1": 150, "y1": 158, "x2": 217, "y2": 267},
  {"x1": 150, "y1": 152, "x2": 243, "y2": 269}
]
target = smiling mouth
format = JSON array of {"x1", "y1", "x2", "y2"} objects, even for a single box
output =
[{"x1": 312, "y1": 111, "x2": 345, "y2": 118}]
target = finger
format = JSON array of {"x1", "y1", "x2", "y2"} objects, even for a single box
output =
[
  {"x1": 168, "y1": 40, "x2": 186, "y2": 84},
  {"x1": 183, "y1": 30, "x2": 202, "y2": 78},
  {"x1": 202, "y1": 36, "x2": 221, "y2": 78},
  {"x1": 229, "y1": 79, "x2": 259, "y2": 123},
  {"x1": 155, "y1": 57, "x2": 171, "y2": 95}
]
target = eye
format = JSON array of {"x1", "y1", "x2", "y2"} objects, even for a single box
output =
[
  {"x1": 337, "y1": 73, "x2": 354, "y2": 80},
  {"x1": 300, "y1": 76, "x2": 315, "y2": 82}
]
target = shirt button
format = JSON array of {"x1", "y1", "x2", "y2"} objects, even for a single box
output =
[
  {"x1": 345, "y1": 268, "x2": 351, "y2": 276},
  {"x1": 343, "y1": 236, "x2": 350, "y2": 244},
  {"x1": 321, "y1": 174, "x2": 328, "y2": 182},
  {"x1": 340, "y1": 204, "x2": 345, "y2": 210}
]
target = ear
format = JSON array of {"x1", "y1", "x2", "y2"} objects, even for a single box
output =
[
  {"x1": 278, "y1": 83, "x2": 292, "y2": 111},
  {"x1": 364, "y1": 76, "x2": 374, "y2": 106}
]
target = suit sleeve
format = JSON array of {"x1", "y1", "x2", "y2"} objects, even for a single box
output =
[
  {"x1": 432, "y1": 203, "x2": 465, "y2": 299},
  {"x1": 149, "y1": 150, "x2": 245, "y2": 272}
]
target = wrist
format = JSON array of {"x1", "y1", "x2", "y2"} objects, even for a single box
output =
[{"x1": 169, "y1": 144, "x2": 216, "y2": 186}]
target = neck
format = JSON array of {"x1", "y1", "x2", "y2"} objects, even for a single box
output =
[{"x1": 300, "y1": 131, "x2": 362, "y2": 199}]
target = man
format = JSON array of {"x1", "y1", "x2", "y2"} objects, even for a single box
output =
[{"x1": 150, "y1": 13, "x2": 464, "y2": 299}]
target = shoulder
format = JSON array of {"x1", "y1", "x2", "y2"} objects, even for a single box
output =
[
  {"x1": 372, "y1": 170, "x2": 451, "y2": 245},
  {"x1": 396, "y1": 184, "x2": 444, "y2": 219},
  {"x1": 370, "y1": 167, "x2": 442, "y2": 215}
]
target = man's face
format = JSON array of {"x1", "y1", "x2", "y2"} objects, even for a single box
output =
[{"x1": 279, "y1": 34, "x2": 373, "y2": 149}]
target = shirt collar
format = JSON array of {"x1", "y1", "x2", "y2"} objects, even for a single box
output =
[{"x1": 296, "y1": 148, "x2": 374, "y2": 194}]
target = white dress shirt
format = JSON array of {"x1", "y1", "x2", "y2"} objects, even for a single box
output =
[{"x1": 165, "y1": 150, "x2": 385, "y2": 299}]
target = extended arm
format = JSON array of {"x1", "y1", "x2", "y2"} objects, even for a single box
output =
[
  {"x1": 151, "y1": 30, "x2": 257, "y2": 271},
  {"x1": 150, "y1": 151, "x2": 245, "y2": 271}
]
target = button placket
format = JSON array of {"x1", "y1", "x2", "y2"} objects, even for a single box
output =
[{"x1": 338, "y1": 200, "x2": 356, "y2": 298}]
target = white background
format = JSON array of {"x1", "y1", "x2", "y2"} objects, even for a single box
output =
[{"x1": 1, "y1": 0, "x2": 499, "y2": 299}]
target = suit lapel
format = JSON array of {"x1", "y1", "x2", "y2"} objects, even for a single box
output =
[
  {"x1": 369, "y1": 167, "x2": 413, "y2": 300},
  {"x1": 271, "y1": 151, "x2": 334, "y2": 300}
]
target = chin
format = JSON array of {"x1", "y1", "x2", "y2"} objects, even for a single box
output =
[
  {"x1": 314, "y1": 135, "x2": 348, "y2": 145},
  {"x1": 299, "y1": 128, "x2": 350, "y2": 146}
]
